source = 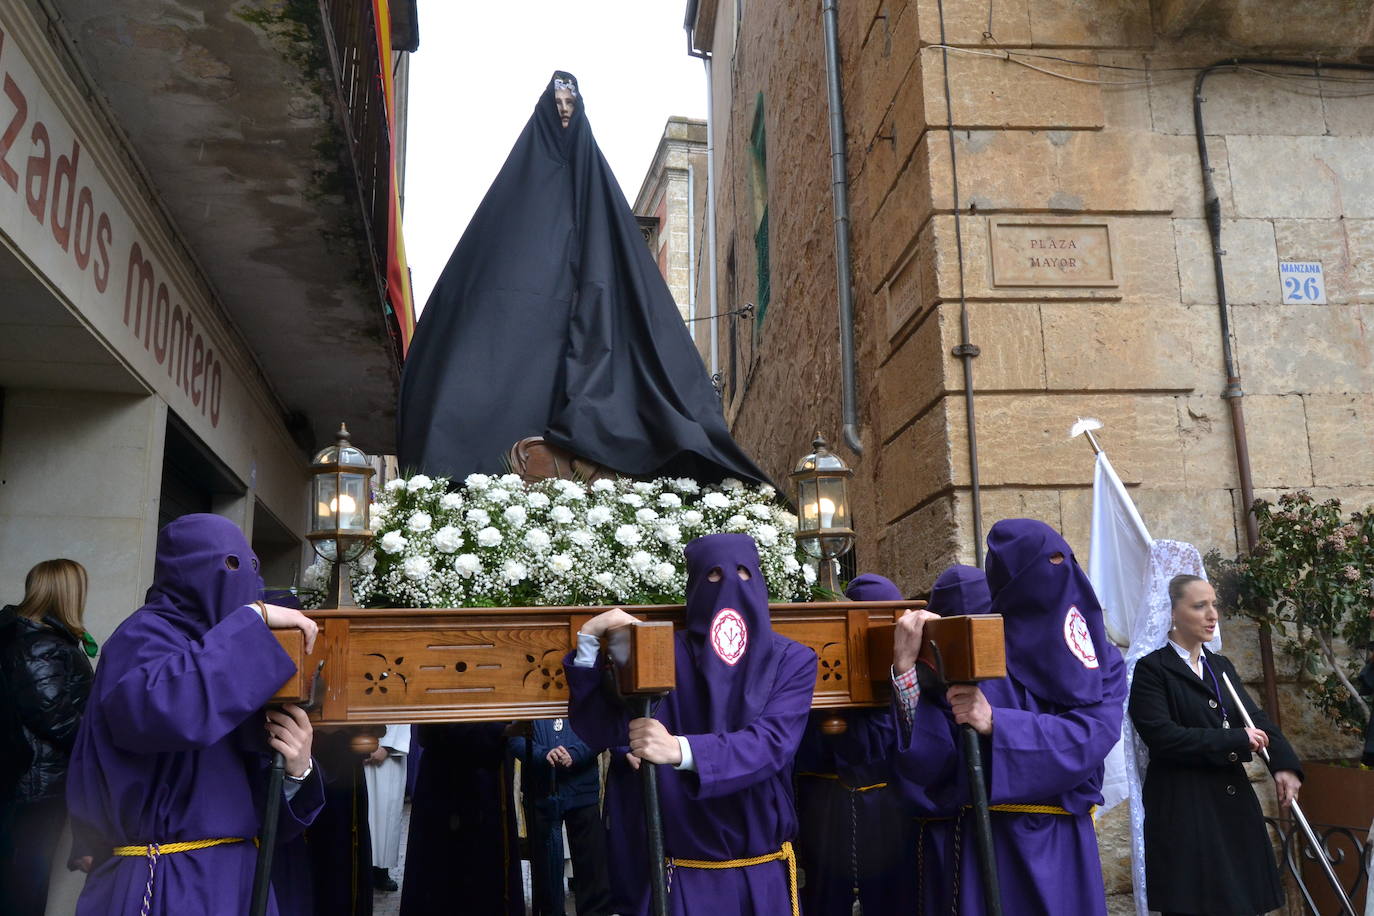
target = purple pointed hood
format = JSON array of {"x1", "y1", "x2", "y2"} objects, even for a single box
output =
[
  {"x1": 843, "y1": 573, "x2": 902, "y2": 603},
  {"x1": 682, "y1": 533, "x2": 779, "y2": 730},
  {"x1": 986, "y1": 518, "x2": 1110, "y2": 707},
  {"x1": 144, "y1": 514, "x2": 262, "y2": 640},
  {"x1": 927, "y1": 564, "x2": 992, "y2": 616}
]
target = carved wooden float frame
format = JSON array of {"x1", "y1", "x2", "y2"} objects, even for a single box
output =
[{"x1": 279, "y1": 600, "x2": 923, "y2": 725}]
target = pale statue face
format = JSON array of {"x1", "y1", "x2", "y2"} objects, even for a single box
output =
[{"x1": 554, "y1": 88, "x2": 576, "y2": 128}]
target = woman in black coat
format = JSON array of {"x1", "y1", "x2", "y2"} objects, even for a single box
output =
[
  {"x1": 0, "y1": 559, "x2": 95, "y2": 916},
  {"x1": 1129, "y1": 574, "x2": 1301, "y2": 916}
]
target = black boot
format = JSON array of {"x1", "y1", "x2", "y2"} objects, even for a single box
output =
[{"x1": 372, "y1": 866, "x2": 398, "y2": 892}]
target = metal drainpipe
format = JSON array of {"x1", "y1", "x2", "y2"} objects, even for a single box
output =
[
  {"x1": 687, "y1": 157, "x2": 697, "y2": 328},
  {"x1": 821, "y1": 0, "x2": 863, "y2": 455},
  {"x1": 685, "y1": 10, "x2": 721, "y2": 380},
  {"x1": 934, "y1": 0, "x2": 985, "y2": 566},
  {"x1": 1195, "y1": 57, "x2": 1374, "y2": 724}
]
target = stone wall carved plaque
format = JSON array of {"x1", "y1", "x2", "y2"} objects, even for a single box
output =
[{"x1": 989, "y1": 220, "x2": 1117, "y2": 288}]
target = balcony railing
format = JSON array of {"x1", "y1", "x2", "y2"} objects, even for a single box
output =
[{"x1": 317, "y1": 0, "x2": 399, "y2": 354}]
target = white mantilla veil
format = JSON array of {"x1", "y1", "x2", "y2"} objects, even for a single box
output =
[{"x1": 1123, "y1": 539, "x2": 1221, "y2": 916}]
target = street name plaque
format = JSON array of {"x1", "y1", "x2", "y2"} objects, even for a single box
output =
[{"x1": 989, "y1": 220, "x2": 1117, "y2": 288}]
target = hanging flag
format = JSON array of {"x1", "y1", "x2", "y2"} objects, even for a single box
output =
[
  {"x1": 1088, "y1": 452, "x2": 1153, "y2": 647},
  {"x1": 371, "y1": 0, "x2": 417, "y2": 354}
]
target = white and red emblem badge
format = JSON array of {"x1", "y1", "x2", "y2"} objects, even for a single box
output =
[
  {"x1": 1063, "y1": 606, "x2": 1099, "y2": 669},
  {"x1": 708, "y1": 607, "x2": 748, "y2": 666}
]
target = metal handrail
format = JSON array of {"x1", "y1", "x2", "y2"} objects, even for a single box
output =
[{"x1": 1266, "y1": 815, "x2": 1372, "y2": 914}]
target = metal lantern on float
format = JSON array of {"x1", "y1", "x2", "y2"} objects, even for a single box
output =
[
  {"x1": 307, "y1": 422, "x2": 374, "y2": 607},
  {"x1": 790, "y1": 434, "x2": 855, "y2": 595}
]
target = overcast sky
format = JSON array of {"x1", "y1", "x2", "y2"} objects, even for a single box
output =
[{"x1": 403, "y1": 1, "x2": 708, "y2": 311}]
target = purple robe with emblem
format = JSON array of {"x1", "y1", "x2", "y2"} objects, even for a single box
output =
[
  {"x1": 893, "y1": 521, "x2": 1125, "y2": 916},
  {"x1": 66, "y1": 514, "x2": 323, "y2": 916},
  {"x1": 795, "y1": 574, "x2": 915, "y2": 916},
  {"x1": 566, "y1": 534, "x2": 816, "y2": 916}
]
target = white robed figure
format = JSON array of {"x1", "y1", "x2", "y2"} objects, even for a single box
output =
[{"x1": 365, "y1": 723, "x2": 411, "y2": 885}]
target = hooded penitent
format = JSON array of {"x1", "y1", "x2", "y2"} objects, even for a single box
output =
[
  {"x1": 927, "y1": 564, "x2": 992, "y2": 616},
  {"x1": 66, "y1": 514, "x2": 320, "y2": 916},
  {"x1": 397, "y1": 71, "x2": 767, "y2": 486},
  {"x1": 986, "y1": 518, "x2": 1113, "y2": 708},
  {"x1": 681, "y1": 533, "x2": 780, "y2": 730}
]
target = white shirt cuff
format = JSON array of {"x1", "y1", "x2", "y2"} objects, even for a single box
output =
[
  {"x1": 573, "y1": 632, "x2": 601, "y2": 667},
  {"x1": 674, "y1": 735, "x2": 696, "y2": 772}
]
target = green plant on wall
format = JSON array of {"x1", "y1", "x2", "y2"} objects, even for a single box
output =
[{"x1": 1208, "y1": 491, "x2": 1374, "y2": 738}]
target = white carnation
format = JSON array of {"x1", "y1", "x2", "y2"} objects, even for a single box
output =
[
  {"x1": 433, "y1": 525, "x2": 463, "y2": 554},
  {"x1": 591, "y1": 478, "x2": 616, "y2": 493},
  {"x1": 440, "y1": 492, "x2": 464, "y2": 511},
  {"x1": 586, "y1": 506, "x2": 613, "y2": 527},
  {"x1": 407, "y1": 474, "x2": 433, "y2": 492},
  {"x1": 721, "y1": 477, "x2": 744, "y2": 491},
  {"x1": 555, "y1": 479, "x2": 587, "y2": 500},
  {"x1": 633, "y1": 482, "x2": 656, "y2": 494},
  {"x1": 503, "y1": 505, "x2": 528, "y2": 527},
  {"x1": 674, "y1": 478, "x2": 700, "y2": 494},
  {"x1": 455, "y1": 553, "x2": 481, "y2": 577},
  {"x1": 403, "y1": 555, "x2": 432, "y2": 580},
  {"x1": 653, "y1": 562, "x2": 676, "y2": 583},
  {"x1": 615, "y1": 524, "x2": 643, "y2": 547},
  {"x1": 302, "y1": 560, "x2": 330, "y2": 589},
  {"x1": 681, "y1": 510, "x2": 704, "y2": 527},
  {"x1": 486, "y1": 488, "x2": 511, "y2": 504},
  {"x1": 655, "y1": 523, "x2": 682, "y2": 545},
  {"x1": 635, "y1": 507, "x2": 659, "y2": 524},
  {"x1": 477, "y1": 526, "x2": 503, "y2": 548},
  {"x1": 464, "y1": 472, "x2": 492, "y2": 490},
  {"x1": 593, "y1": 571, "x2": 615, "y2": 589},
  {"x1": 523, "y1": 528, "x2": 552, "y2": 552},
  {"x1": 755, "y1": 524, "x2": 779, "y2": 546},
  {"x1": 747, "y1": 503, "x2": 772, "y2": 520},
  {"x1": 370, "y1": 502, "x2": 389, "y2": 522},
  {"x1": 726, "y1": 514, "x2": 751, "y2": 531},
  {"x1": 501, "y1": 559, "x2": 528, "y2": 583},
  {"x1": 408, "y1": 511, "x2": 433, "y2": 533},
  {"x1": 526, "y1": 492, "x2": 551, "y2": 509},
  {"x1": 619, "y1": 493, "x2": 645, "y2": 508},
  {"x1": 778, "y1": 511, "x2": 799, "y2": 531},
  {"x1": 703, "y1": 492, "x2": 730, "y2": 510},
  {"x1": 465, "y1": 508, "x2": 491, "y2": 528},
  {"x1": 499, "y1": 474, "x2": 524, "y2": 488},
  {"x1": 548, "y1": 553, "x2": 574, "y2": 575},
  {"x1": 757, "y1": 483, "x2": 777, "y2": 498},
  {"x1": 628, "y1": 550, "x2": 654, "y2": 574},
  {"x1": 569, "y1": 529, "x2": 595, "y2": 548},
  {"x1": 657, "y1": 492, "x2": 682, "y2": 509},
  {"x1": 783, "y1": 555, "x2": 801, "y2": 574},
  {"x1": 384, "y1": 477, "x2": 407, "y2": 492},
  {"x1": 802, "y1": 563, "x2": 817, "y2": 584},
  {"x1": 354, "y1": 549, "x2": 377, "y2": 573},
  {"x1": 379, "y1": 530, "x2": 408, "y2": 554},
  {"x1": 551, "y1": 505, "x2": 575, "y2": 525}
]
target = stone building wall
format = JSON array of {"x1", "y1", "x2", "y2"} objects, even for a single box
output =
[{"x1": 696, "y1": 0, "x2": 1374, "y2": 909}]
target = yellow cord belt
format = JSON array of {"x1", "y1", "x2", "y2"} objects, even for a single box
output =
[
  {"x1": 112, "y1": 837, "x2": 248, "y2": 916},
  {"x1": 916, "y1": 803, "x2": 1085, "y2": 824},
  {"x1": 666, "y1": 840, "x2": 800, "y2": 916}
]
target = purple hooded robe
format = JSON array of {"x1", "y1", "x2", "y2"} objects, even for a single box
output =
[
  {"x1": 566, "y1": 534, "x2": 817, "y2": 916},
  {"x1": 66, "y1": 514, "x2": 323, "y2": 916},
  {"x1": 795, "y1": 574, "x2": 916, "y2": 916},
  {"x1": 894, "y1": 521, "x2": 1125, "y2": 916},
  {"x1": 926, "y1": 564, "x2": 992, "y2": 617}
]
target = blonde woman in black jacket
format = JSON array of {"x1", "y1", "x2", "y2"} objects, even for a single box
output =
[
  {"x1": 0, "y1": 559, "x2": 95, "y2": 916},
  {"x1": 1129, "y1": 574, "x2": 1300, "y2": 916}
]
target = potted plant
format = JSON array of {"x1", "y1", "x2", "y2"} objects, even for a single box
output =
[{"x1": 1209, "y1": 491, "x2": 1374, "y2": 911}]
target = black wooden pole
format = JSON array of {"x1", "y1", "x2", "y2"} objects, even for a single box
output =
[
  {"x1": 960, "y1": 724, "x2": 1002, "y2": 916},
  {"x1": 249, "y1": 750, "x2": 286, "y2": 916},
  {"x1": 636, "y1": 696, "x2": 670, "y2": 916}
]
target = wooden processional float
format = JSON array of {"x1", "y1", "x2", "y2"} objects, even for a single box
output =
[{"x1": 270, "y1": 601, "x2": 1007, "y2": 727}]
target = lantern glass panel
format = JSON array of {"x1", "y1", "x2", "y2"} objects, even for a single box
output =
[
  {"x1": 315, "y1": 538, "x2": 337, "y2": 562},
  {"x1": 796, "y1": 478, "x2": 822, "y2": 533},
  {"x1": 337, "y1": 473, "x2": 367, "y2": 531},
  {"x1": 313, "y1": 474, "x2": 338, "y2": 532},
  {"x1": 817, "y1": 476, "x2": 849, "y2": 531}
]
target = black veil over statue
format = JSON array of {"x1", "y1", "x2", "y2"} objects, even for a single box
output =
[{"x1": 397, "y1": 71, "x2": 768, "y2": 486}]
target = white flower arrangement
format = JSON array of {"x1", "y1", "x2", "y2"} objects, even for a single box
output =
[{"x1": 303, "y1": 473, "x2": 811, "y2": 609}]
